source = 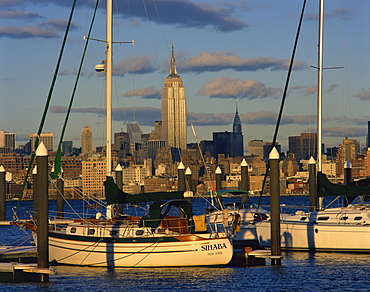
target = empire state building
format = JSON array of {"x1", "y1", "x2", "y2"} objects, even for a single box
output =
[{"x1": 161, "y1": 45, "x2": 187, "y2": 150}]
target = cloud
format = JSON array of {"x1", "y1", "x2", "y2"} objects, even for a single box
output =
[
  {"x1": 0, "y1": 9, "x2": 43, "y2": 20},
  {"x1": 323, "y1": 127, "x2": 366, "y2": 138},
  {"x1": 40, "y1": 19, "x2": 79, "y2": 32},
  {"x1": 0, "y1": 25, "x2": 59, "y2": 38},
  {"x1": 354, "y1": 88, "x2": 370, "y2": 101},
  {"x1": 118, "y1": 0, "x2": 249, "y2": 32},
  {"x1": 123, "y1": 87, "x2": 161, "y2": 99},
  {"x1": 113, "y1": 56, "x2": 157, "y2": 76},
  {"x1": 179, "y1": 51, "x2": 307, "y2": 73},
  {"x1": 3, "y1": 0, "x2": 248, "y2": 32},
  {"x1": 305, "y1": 8, "x2": 356, "y2": 21},
  {"x1": 50, "y1": 105, "x2": 161, "y2": 126},
  {"x1": 197, "y1": 76, "x2": 280, "y2": 99}
]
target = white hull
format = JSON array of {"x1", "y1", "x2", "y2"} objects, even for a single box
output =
[
  {"x1": 256, "y1": 206, "x2": 370, "y2": 252},
  {"x1": 47, "y1": 232, "x2": 233, "y2": 267},
  {"x1": 207, "y1": 203, "x2": 268, "y2": 248}
]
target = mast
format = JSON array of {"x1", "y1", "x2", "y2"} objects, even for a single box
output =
[
  {"x1": 106, "y1": 0, "x2": 112, "y2": 177},
  {"x1": 317, "y1": 0, "x2": 324, "y2": 172}
]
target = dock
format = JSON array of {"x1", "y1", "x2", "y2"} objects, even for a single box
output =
[
  {"x1": 0, "y1": 262, "x2": 56, "y2": 282},
  {"x1": 0, "y1": 245, "x2": 37, "y2": 263},
  {"x1": 228, "y1": 247, "x2": 284, "y2": 267}
]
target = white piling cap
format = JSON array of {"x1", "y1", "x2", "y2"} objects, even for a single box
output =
[
  {"x1": 32, "y1": 165, "x2": 37, "y2": 174},
  {"x1": 308, "y1": 156, "x2": 316, "y2": 164},
  {"x1": 178, "y1": 161, "x2": 185, "y2": 169},
  {"x1": 185, "y1": 167, "x2": 192, "y2": 175},
  {"x1": 0, "y1": 165, "x2": 5, "y2": 172},
  {"x1": 115, "y1": 164, "x2": 122, "y2": 171},
  {"x1": 269, "y1": 147, "x2": 279, "y2": 160},
  {"x1": 216, "y1": 166, "x2": 222, "y2": 174},
  {"x1": 345, "y1": 160, "x2": 352, "y2": 169},
  {"x1": 241, "y1": 159, "x2": 248, "y2": 167},
  {"x1": 36, "y1": 141, "x2": 48, "y2": 156}
]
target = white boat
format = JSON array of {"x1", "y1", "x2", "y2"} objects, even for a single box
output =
[
  {"x1": 256, "y1": 0, "x2": 370, "y2": 252},
  {"x1": 23, "y1": 196, "x2": 232, "y2": 267},
  {"x1": 205, "y1": 190, "x2": 269, "y2": 249},
  {"x1": 18, "y1": 0, "x2": 233, "y2": 267}
]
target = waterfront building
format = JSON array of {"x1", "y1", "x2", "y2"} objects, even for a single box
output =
[
  {"x1": 29, "y1": 132, "x2": 54, "y2": 152},
  {"x1": 161, "y1": 44, "x2": 187, "y2": 150},
  {"x1": 81, "y1": 125, "x2": 93, "y2": 156}
]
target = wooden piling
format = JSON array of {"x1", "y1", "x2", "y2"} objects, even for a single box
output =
[
  {"x1": 269, "y1": 147, "x2": 281, "y2": 266},
  {"x1": 36, "y1": 142, "x2": 49, "y2": 282},
  {"x1": 115, "y1": 164, "x2": 123, "y2": 215},
  {"x1": 0, "y1": 165, "x2": 6, "y2": 221},
  {"x1": 308, "y1": 157, "x2": 317, "y2": 212},
  {"x1": 177, "y1": 162, "x2": 185, "y2": 192}
]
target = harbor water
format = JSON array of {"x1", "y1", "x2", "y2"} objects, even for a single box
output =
[{"x1": 1, "y1": 197, "x2": 370, "y2": 291}]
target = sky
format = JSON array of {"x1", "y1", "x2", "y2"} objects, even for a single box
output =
[{"x1": 1, "y1": 0, "x2": 369, "y2": 153}]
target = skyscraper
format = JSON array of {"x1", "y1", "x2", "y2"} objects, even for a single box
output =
[
  {"x1": 232, "y1": 103, "x2": 244, "y2": 157},
  {"x1": 161, "y1": 44, "x2": 187, "y2": 150},
  {"x1": 81, "y1": 125, "x2": 93, "y2": 156},
  {"x1": 29, "y1": 132, "x2": 54, "y2": 152},
  {"x1": 213, "y1": 103, "x2": 244, "y2": 158},
  {"x1": 0, "y1": 130, "x2": 15, "y2": 152}
]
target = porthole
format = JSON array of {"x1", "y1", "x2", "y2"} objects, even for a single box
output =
[
  {"x1": 135, "y1": 229, "x2": 144, "y2": 236},
  {"x1": 88, "y1": 229, "x2": 95, "y2": 235},
  {"x1": 70, "y1": 227, "x2": 77, "y2": 233},
  {"x1": 317, "y1": 216, "x2": 329, "y2": 221},
  {"x1": 354, "y1": 216, "x2": 363, "y2": 221}
]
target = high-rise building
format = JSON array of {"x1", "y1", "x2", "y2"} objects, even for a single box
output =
[
  {"x1": 82, "y1": 155, "x2": 106, "y2": 197},
  {"x1": 81, "y1": 125, "x2": 93, "y2": 156},
  {"x1": 232, "y1": 103, "x2": 243, "y2": 157},
  {"x1": 62, "y1": 140, "x2": 73, "y2": 155},
  {"x1": 212, "y1": 104, "x2": 244, "y2": 158},
  {"x1": 161, "y1": 44, "x2": 187, "y2": 150},
  {"x1": 0, "y1": 131, "x2": 15, "y2": 152},
  {"x1": 288, "y1": 133, "x2": 317, "y2": 160},
  {"x1": 248, "y1": 140, "x2": 272, "y2": 157},
  {"x1": 335, "y1": 137, "x2": 360, "y2": 177},
  {"x1": 367, "y1": 121, "x2": 370, "y2": 148},
  {"x1": 127, "y1": 123, "x2": 142, "y2": 144},
  {"x1": 29, "y1": 132, "x2": 54, "y2": 152}
]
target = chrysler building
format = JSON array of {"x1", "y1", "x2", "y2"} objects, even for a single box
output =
[{"x1": 161, "y1": 45, "x2": 187, "y2": 150}]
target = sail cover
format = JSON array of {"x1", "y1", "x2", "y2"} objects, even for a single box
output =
[
  {"x1": 104, "y1": 176, "x2": 185, "y2": 205},
  {"x1": 318, "y1": 172, "x2": 370, "y2": 197}
]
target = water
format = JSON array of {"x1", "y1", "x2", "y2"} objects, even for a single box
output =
[{"x1": 1, "y1": 197, "x2": 370, "y2": 291}]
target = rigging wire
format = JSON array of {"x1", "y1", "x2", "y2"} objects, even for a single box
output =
[
  {"x1": 258, "y1": 0, "x2": 307, "y2": 207},
  {"x1": 16, "y1": 0, "x2": 78, "y2": 216}
]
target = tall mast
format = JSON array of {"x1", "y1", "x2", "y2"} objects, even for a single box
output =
[
  {"x1": 317, "y1": 0, "x2": 324, "y2": 172},
  {"x1": 106, "y1": 0, "x2": 112, "y2": 177}
]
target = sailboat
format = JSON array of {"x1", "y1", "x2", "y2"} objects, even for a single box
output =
[
  {"x1": 256, "y1": 0, "x2": 370, "y2": 252},
  {"x1": 19, "y1": 0, "x2": 233, "y2": 267}
]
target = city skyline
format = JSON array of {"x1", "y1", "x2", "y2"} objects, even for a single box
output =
[{"x1": 1, "y1": 1, "x2": 369, "y2": 151}]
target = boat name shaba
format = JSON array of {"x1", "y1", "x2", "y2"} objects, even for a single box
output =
[{"x1": 201, "y1": 243, "x2": 228, "y2": 251}]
